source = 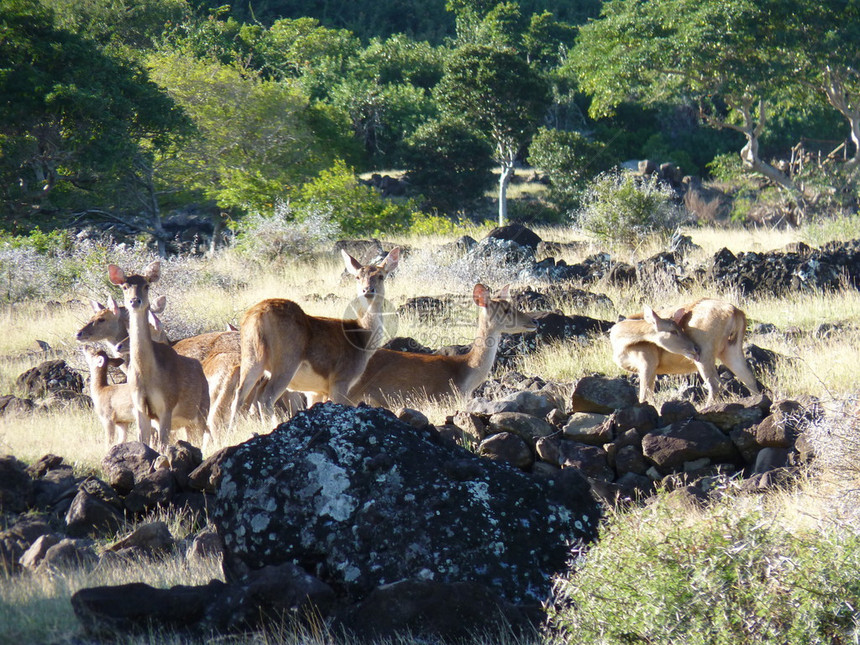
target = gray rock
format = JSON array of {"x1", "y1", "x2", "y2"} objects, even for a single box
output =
[
  {"x1": 40, "y1": 538, "x2": 98, "y2": 571},
  {"x1": 570, "y1": 376, "x2": 638, "y2": 414},
  {"x1": 124, "y1": 468, "x2": 176, "y2": 515},
  {"x1": 109, "y1": 521, "x2": 173, "y2": 553},
  {"x1": 19, "y1": 533, "x2": 61, "y2": 570},
  {"x1": 102, "y1": 442, "x2": 160, "y2": 495},
  {"x1": 212, "y1": 403, "x2": 600, "y2": 604},
  {"x1": 642, "y1": 420, "x2": 739, "y2": 472},
  {"x1": 0, "y1": 454, "x2": 34, "y2": 513},
  {"x1": 478, "y1": 432, "x2": 533, "y2": 469},
  {"x1": 557, "y1": 442, "x2": 613, "y2": 481},
  {"x1": 331, "y1": 579, "x2": 541, "y2": 644},
  {"x1": 562, "y1": 413, "x2": 610, "y2": 445},
  {"x1": 488, "y1": 411, "x2": 555, "y2": 444}
]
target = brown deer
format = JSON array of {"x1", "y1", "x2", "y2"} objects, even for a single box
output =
[
  {"x1": 610, "y1": 298, "x2": 760, "y2": 404},
  {"x1": 108, "y1": 261, "x2": 211, "y2": 450},
  {"x1": 75, "y1": 296, "x2": 169, "y2": 366},
  {"x1": 348, "y1": 284, "x2": 537, "y2": 407},
  {"x1": 81, "y1": 346, "x2": 134, "y2": 445},
  {"x1": 230, "y1": 247, "x2": 400, "y2": 426}
]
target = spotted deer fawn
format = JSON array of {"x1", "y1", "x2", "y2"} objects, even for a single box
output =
[
  {"x1": 349, "y1": 283, "x2": 537, "y2": 407},
  {"x1": 610, "y1": 298, "x2": 760, "y2": 404},
  {"x1": 82, "y1": 346, "x2": 134, "y2": 445},
  {"x1": 108, "y1": 262, "x2": 211, "y2": 449},
  {"x1": 230, "y1": 247, "x2": 400, "y2": 426}
]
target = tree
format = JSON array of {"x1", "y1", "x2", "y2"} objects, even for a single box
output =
[
  {"x1": 0, "y1": 0, "x2": 190, "y2": 223},
  {"x1": 436, "y1": 44, "x2": 550, "y2": 224},
  {"x1": 528, "y1": 127, "x2": 614, "y2": 211},
  {"x1": 568, "y1": 0, "x2": 808, "y2": 208},
  {"x1": 404, "y1": 118, "x2": 495, "y2": 212},
  {"x1": 783, "y1": 0, "x2": 860, "y2": 171},
  {"x1": 146, "y1": 50, "x2": 346, "y2": 212}
]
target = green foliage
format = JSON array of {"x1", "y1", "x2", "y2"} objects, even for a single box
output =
[
  {"x1": 146, "y1": 50, "x2": 342, "y2": 211},
  {"x1": 404, "y1": 118, "x2": 495, "y2": 212},
  {"x1": 42, "y1": 0, "x2": 189, "y2": 56},
  {"x1": 551, "y1": 492, "x2": 860, "y2": 644},
  {"x1": 574, "y1": 170, "x2": 684, "y2": 245},
  {"x1": 293, "y1": 161, "x2": 419, "y2": 236},
  {"x1": 0, "y1": 0, "x2": 191, "y2": 221},
  {"x1": 528, "y1": 127, "x2": 615, "y2": 210},
  {"x1": 406, "y1": 213, "x2": 467, "y2": 236}
]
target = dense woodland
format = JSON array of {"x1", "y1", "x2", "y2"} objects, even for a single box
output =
[{"x1": 1, "y1": 0, "x2": 858, "y2": 245}]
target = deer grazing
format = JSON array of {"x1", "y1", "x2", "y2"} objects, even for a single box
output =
[
  {"x1": 348, "y1": 283, "x2": 537, "y2": 407},
  {"x1": 610, "y1": 298, "x2": 760, "y2": 404},
  {"x1": 108, "y1": 261, "x2": 211, "y2": 450},
  {"x1": 230, "y1": 247, "x2": 400, "y2": 426},
  {"x1": 81, "y1": 346, "x2": 134, "y2": 445}
]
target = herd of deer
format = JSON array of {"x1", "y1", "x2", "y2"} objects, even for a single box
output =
[{"x1": 74, "y1": 248, "x2": 760, "y2": 452}]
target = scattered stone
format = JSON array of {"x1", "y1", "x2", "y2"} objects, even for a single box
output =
[
  {"x1": 562, "y1": 413, "x2": 611, "y2": 445},
  {"x1": 642, "y1": 419, "x2": 739, "y2": 473},
  {"x1": 102, "y1": 442, "x2": 160, "y2": 495},
  {"x1": 109, "y1": 521, "x2": 173, "y2": 553},
  {"x1": 570, "y1": 376, "x2": 638, "y2": 414},
  {"x1": 478, "y1": 432, "x2": 533, "y2": 468}
]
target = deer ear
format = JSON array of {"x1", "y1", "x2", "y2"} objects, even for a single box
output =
[
  {"x1": 107, "y1": 295, "x2": 121, "y2": 315},
  {"x1": 381, "y1": 247, "x2": 400, "y2": 273},
  {"x1": 671, "y1": 307, "x2": 687, "y2": 326},
  {"x1": 108, "y1": 264, "x2": 125, "y2": 286},
  {"x1": 472, "y1": 283, "x2": 490, "y2": 307},
  {"x1": 95, "y1": 355, "x2": 106, "y2": 369},
  {"x1": 148, "y1": 311, "x2": 163, "y2": 334},
  {"x1": 107, "y1": 357, "x2": 125, "y2": 368},
  {"x1": 341, "y1": 249, "x2": 363, "y2": 276},
  {"x1": 143, "y1": 261, "x2": 161, "y2": 283},
  {"x1": 89, "y1": 299, "x2": 105, "y2": 313},
  {"x1": 497, "y1": 284, "x2": 511, "y2": 300},
  {"x1": 150, "y1": 295, "x2": 167, "y2": 314},
  {"x1": 643, "y1": 305, "x2": 658, "y2": 326}
]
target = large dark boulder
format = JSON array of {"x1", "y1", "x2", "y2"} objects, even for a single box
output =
[{"x1": 212, "y1": 403, "x2": 600, "y2": 604}]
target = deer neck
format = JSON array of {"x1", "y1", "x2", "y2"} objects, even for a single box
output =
[
  {"x1": 355, "y1": 295, "x2": 386, "y2": 350},
  {"x1": 465, "y1": 307, "x2": 501, "y2": 378},
  {"x1": 127, "y1": 306, "x2": 156, "y2": 375},
  {"x1": 92, "y1": 367, "x2": 109, "y2": 392}
]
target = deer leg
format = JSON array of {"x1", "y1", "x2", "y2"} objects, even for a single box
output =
[
  {"x1": 116, "y1": 422, "x2": 128, "y2": 445},
  {"x1": 694, "y1": 358, "x2": 721, "y2": 405},
  {"x1": 229, "y1": 361, "x2": 265, "y2": 429},
  {"x1": 157, "y1": 410, "x2": 173, "y2": 452},
  {"x1": 257, "y1": 368, "x2": 298, "y2": 426},
  {"x1": 720, "y1": 346, "x2": 760, "y2": 396}
]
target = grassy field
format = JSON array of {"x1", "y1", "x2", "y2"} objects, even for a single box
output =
[{"x1": 1, "y1": 219, "x2": 860, "y2": 644}]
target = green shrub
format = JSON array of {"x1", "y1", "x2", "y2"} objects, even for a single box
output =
[
  {"x1": 403, "y1": 118, "x2": 495, "y2": 213},
  {"x1": 293, "y1": 160, "x2": 419, "y2": 235},
  {"x1": 574, "y1": 170, "x2": 683, "y2": 246},
  {"x1": 528, "y1": 127, "x2": 614, "y2": 212},
  {"x1": 550, "y1": 491, "x2": 860, "y2": 645},
  {"x1": 233, "y1": 200, "x2": 340, "y2": 263}
]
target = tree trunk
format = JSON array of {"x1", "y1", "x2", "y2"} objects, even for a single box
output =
[
  {"x1": 821, "y1": 69, "x2": 860, "y2": 171},
  {"x1": 719, "y1": 97, "x2": 807, "y2": 222},
  {"x1": 497, "y1": 163, "x2": 515, "y2": 226}
]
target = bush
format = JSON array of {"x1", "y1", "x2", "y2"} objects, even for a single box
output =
[
  {"x1": 233, "y1": 201, "x2": 340, "y2": 264},
  {"x1": 574, "y1": 170, "x2": 683, "y2": 246},
  {"x1": 293, "y1": 160, "x2": 419, "y2": 235},
  {"x1": 528, "y1": 127, "x2": 614, "y2": 211},
  {"x1": 550, "y1": 489, "x2": 860, "y2": 645},
  {"x1": 403, "y1": 118, "x2": 495, "y2": 213}
]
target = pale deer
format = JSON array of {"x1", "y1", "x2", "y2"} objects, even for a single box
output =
[
  {"x1": 108, "y1": 262, "x2": 212, "y2": 450},
  {"x1": 610, "y1": 298, "x2": 760, "y2": 405},
  {"x1": 230, "y1": 247, "x2": 401, "y2": 426},
  {"x1": 75, "y1": 295, "x2": 169, "y2": 368},
  {"x1": 348, "y1": 283, "x2": 537, "y2": 407},
  {"x1": 82, "y1": 346, "x2": 134, "y2": 445}
]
